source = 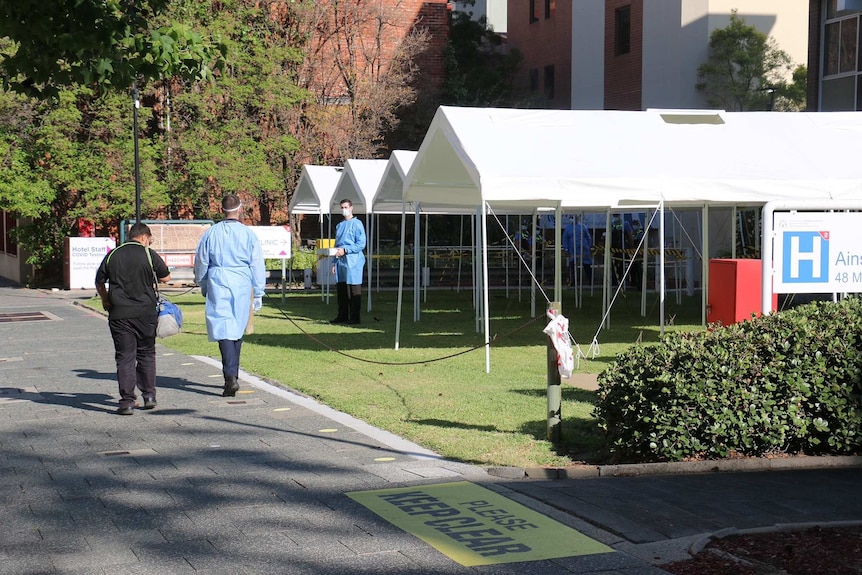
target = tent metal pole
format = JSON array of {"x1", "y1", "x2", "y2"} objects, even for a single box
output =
[
  {"x1": 456, "y1": 215, "x2": 463, "y2": 293},
  {"x1": 603, "y1": 210, "x2": 611, "y2": 329},
  {"x1": 531, "y1": 211, "x2": 538, "y2": 317},
  {"x1": 414, "y1": 207, "x2": 421, "y2": 321},
  {"x1": 423, "y1": 213, "x2": 429, "y2": 304},
  {"x1": 481, "y1": 201, "x2": 491, "y2": 373},
  {"x1": 702, "y1": 203, "x2": 709, "y2": 327},
  {"x1": 641, "y1": 212, "x2": 648, "y2": 317},
  {"x1": 395, "y1": 202, "x2": 407, "y2": 350},
  {"x1": 554, "y1": 205, "x2": 562, "y2": 306},
  {"x1": 475, "y1": 209, "x2": 481, "y2": 333},
  {"x1": 660, "y1": 201, "x2": 666, "y2": 336},
  {"x1": 376, "y1": 213, "x2": 381, "y2": 292},
  {"x1": 505, "y1": 215, "x2": 510, "y2": 300},
  {"x1": 731, "y1": 206, "x2": 738, "y2": 259},
  {"x1": 367, "y1": 211, "x2": 374, "y2": 312}
]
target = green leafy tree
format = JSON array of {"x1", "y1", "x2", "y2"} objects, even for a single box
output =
[
  {"x1": 166, "y1": 0, "x2": 305, "y2": 225},
  {"x1": 0, "y1": 0, "x2": 224, "y2": 97},
  {"x1": 442, "y1": 9, "x2": 523, "y2": 107},
  {"x1": 774, "y1": 64, "x2": 807, "y2": 111},
  {"x1": 696, "y1": 11, "x2": 793, "y2": 111}
]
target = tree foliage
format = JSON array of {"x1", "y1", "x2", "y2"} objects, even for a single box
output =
[
  {"x1": 0, "y1": 0, "x2": 224, "y2": 97},
  {"x1": 442, "y1": 9, "x2": 522, "y2": 107},
  {"x1": 696, "y1": 11, "x2": 794, "y2": 111}
]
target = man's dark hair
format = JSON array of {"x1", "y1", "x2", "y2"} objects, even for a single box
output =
[
  {"x1": 128, "y1": 222, "x2": 152, "y2": 239},
  {"x1": 222, "y1": 194, "x2": 242, "y2": 212},
  {"x1": 340, "y1": 198, "x2": 353, "y2": 207}
]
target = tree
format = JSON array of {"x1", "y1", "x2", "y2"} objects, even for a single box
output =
[
  {"x1": 696, "y1": 11, "x2": 793, "y2": 112},
  {"x1": 166, "y1": 0, "x2": 306, "y2": 225},
  {"x1": 441, "y1": 9, "x2": 523, "y2": 107},
  {"x1": 774, "y1": 64, "x2": 807, "y2": 112},
  {"x1": 0, "y1": 0, "x2": 223, "y2": 97}
]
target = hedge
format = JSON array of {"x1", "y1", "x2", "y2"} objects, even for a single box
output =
[{"x1": 593, "y1": 297, "x2": 862, "y2": 462}]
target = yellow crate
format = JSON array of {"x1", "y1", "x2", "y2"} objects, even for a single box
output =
[{"x1": 318, "y1": 238, "x2": 335, "y2": 248}]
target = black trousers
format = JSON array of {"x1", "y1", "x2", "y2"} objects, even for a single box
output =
[
  {"x1": 219, "y1": 339, "x2": 243, "y2": 379},
  {"x1": 336, "y1": 282, "x2": 362, "y2": 322},
  {"x1": 109, "y1": 315, "x2": 157, "y2": 408}
]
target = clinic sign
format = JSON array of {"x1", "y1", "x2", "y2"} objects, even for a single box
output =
[
  {"x1": 773, "y1": 212, "x2": 862, "y2": 293},
  {"x1": 249, "y1": 225, "x2": 291, "y2": 259}
]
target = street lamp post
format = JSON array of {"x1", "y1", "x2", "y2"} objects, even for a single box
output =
[{"x1": 132, "y1": 80, "x2": 142, "y2": 223}]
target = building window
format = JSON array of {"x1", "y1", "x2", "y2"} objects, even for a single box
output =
[
  {"x1": 615, "y1": 5, "x2": 631, "y2": 56},
  {"x1": 822, "y1": 7, "x2": 862, "y2": 110},
  {"x1": 545, "y1": 0, "x2": 555, "y2": 19},
  {"x1": 529, "y1": 68, "x2": 539, "y2": 92},
  {"x1": 529, "y1": 0, "x2": 539, "y2": 23},
  {"x1": 544, "y1": 65, "x2": 555, "y2": 101}
]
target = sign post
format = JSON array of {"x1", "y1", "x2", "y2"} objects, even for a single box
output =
[{"x1": 546, "y1": 301, "x2": 562, "y2": 442}]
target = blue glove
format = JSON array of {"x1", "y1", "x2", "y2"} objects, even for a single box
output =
[{"x1": 253, "y1": 296, "x2": 262, "y2": 312}]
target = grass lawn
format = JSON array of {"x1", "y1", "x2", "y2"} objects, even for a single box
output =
[{"x1": 87, "y1": 285, "x2": 704, "y2": 468}]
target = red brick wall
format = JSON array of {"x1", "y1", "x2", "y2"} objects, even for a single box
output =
[
  {"x1": 416, "y1": 1, "x2": 449, "y2": 91},
  {"x1": 507, "y1": 0, "x2": 572, "y2": 109},
  {"x1": 604, "y1": 0, "x2": 643, "y2": 110}
]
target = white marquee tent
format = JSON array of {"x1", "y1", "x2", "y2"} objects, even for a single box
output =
[{"x1": 397, "y1": 106, "x2": 862, "y2": 371}]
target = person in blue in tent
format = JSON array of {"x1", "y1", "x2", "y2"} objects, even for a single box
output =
[
  {"x1": 563, "y1": 216, "x2": 593, "y2": 286},
  {"x1": 330, "y1": 198, "x2": 367, "y2": 325},
  {"x1": 194, "y1": 194, "x2": 265, "y2": 397}
]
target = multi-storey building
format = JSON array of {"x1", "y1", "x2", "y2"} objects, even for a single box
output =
[
  {"x1": 808, "y1": 0, "x2": 862, "y2": 110},
  {"x1": 507, "y1": 0, "x2": 808, "y2": 110}
]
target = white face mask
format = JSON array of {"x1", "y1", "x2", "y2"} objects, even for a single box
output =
[{"x1": 341, "y1": 208, "x2": 351, "y2": 218}]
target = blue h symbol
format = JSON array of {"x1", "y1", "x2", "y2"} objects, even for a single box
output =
[{"x1": 782, "y1": 232, "x2": 828, "y2": 283}]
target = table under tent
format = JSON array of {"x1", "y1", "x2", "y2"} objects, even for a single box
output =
[{"x1": 395, "y1": 105, "x2": 862, "y2": 372}]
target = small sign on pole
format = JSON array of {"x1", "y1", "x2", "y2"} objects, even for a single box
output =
[
  {"x1": 250, "y1": 225, "x2": 292, "y2": 303},
  {"x1": 65, "y1": 237, "x2": 117, "y2": 289}
]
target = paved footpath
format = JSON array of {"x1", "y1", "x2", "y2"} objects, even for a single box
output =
[{"x1": 1, "y1": 282, "x2": 860, "y2": 575}]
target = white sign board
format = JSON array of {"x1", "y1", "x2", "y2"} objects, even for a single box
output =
[
  {"x1": 69, "y1": 237, "x2": 116, "y2": 289},
  {"x1": 772, "y1": 212, "x2": 862, "y2": 293},
  {"x1": 250, "y1": 225, "x2": 292, "y2": 259}
]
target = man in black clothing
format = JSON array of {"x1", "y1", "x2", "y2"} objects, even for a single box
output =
[{"x1": 95, "y1": 223, "x2": 171, "y2": 415}]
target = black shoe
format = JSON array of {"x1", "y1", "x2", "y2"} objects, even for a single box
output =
[
  {"x1": 117, "y1": 406, "x2": 134, "y2": 415},
  {"x1": 330, "y1": 317, "x2": 348, "y2": 324},
  {"x1": 222, "y1": 376, "x2": 239, "y2": 397},
  {"x1": 142, "y1": 397, "x2": 157, "y2": 410}
]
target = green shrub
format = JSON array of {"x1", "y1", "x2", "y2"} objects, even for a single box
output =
[{"x1": 594, "y1": 297, "x2": 862, "y2": 462}]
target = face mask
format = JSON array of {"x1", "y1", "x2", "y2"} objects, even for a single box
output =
[{"x1": 341, "y1": 208, "x2": 351, "y2": 218}]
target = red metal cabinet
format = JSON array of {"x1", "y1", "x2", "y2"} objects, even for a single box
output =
[{"x1": 707, "y1": 259, "x2": 776, "y2": 326}]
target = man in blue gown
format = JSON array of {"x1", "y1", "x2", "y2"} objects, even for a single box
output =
[
  {"x1": 330, "y1": 198, "x2": 366, "y2": 325},
  {"x1": 194, "y1": 194, "x2": 265, "y2": 396}
]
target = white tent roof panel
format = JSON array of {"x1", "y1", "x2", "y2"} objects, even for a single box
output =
[
  {"x1": 332, "y1": 159, "x2": 388, "y2": 214},
  {"x1": 403, "y1": 106, "x2": 862, "y2": 209},
  {"x1": 289, "y1": 165, "x2": 342, "y2": 215}
]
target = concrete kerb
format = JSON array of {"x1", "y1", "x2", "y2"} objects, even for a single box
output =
[{"x1": 497, "y1": 454, "x2": 862, "y2": 481}]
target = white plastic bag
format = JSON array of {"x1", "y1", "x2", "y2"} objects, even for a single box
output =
[{"x1": 542, "y1": 313, "x2": 574, "y2": 379}]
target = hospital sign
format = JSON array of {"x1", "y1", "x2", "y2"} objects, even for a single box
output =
[{"x1": 773, "y1": 212, "x2": 862, "y2": 293}]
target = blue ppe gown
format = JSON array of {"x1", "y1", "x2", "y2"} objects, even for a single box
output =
[
  {"x1": 194, "y1": 220, "x2": 265, "y2": 342},
  {"x1": 333, "y1": 217, "x2": 366, "y2": 284}
]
